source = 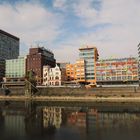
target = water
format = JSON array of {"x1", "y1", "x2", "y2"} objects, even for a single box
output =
[{"x1": 0, "y1": 101, "x2": 140, "y2": 140}]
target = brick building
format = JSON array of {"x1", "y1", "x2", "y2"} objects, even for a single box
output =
[{"x1": 26, "y1": 47, "x2": 56, "y2": 85}]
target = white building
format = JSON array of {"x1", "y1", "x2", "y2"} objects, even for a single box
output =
[{"x1": 43, "y1": 64, "x2": 66, "y2": 86}]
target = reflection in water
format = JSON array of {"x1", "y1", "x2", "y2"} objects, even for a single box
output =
[
  {"x1": 0, "y1": 101, "x2": 140, "y2": 140},
  {"x1": 43, "y1": 107, "x2": 62, "y2": 129}
]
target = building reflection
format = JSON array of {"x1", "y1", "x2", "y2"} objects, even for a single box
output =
[
  {"x1": 43, "y1": 107, "x2": 62, "y2": 129},
  {"x1": 0, "y1": 102, "x2": 140, "y2": 139}
]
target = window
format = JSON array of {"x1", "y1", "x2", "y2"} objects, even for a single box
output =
[
  {"x1": 55, "y1": 81, "x2": 59, "y2": 86},
  {"x1": 55, "y1": 76, "x2": 59, "y2": 80}
]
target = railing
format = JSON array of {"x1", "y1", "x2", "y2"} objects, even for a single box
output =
[{"x1": 25, "y1": 80, "x2": 40, "y2": 96}]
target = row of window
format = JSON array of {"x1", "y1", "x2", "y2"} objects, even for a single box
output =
[
  {"x1": 97, "y1": 76, "x2": 138, "y2": 81},
  {"x1": 44, "y1": 76, "x2": 60, "y2": 81},
  {"x1": 6, "y1": 74, "x2": 25, "y2": 77},
  {"x1": 46, "y1": 81, "x2": 60, "y2": 86}
]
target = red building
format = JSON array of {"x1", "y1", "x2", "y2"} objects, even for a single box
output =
[{"x1": 26, "y1": 47, "x2": 56, "y2": 85}]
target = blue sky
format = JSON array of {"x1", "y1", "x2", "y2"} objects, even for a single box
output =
[{"x1": 0, "y1": 0, "x2": 139, "y2": 62}]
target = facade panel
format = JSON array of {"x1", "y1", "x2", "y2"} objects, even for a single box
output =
[
  {"x1": 0, "y1": 30, "x2": 19, "y2": 83},
  {"x1": 96, "y1": 57, "x2": 139, "y2": 86},
  {"x1": 79, "y1": 46, "x2": 98, "y2": 84},
  {"x1": 4, "y1": 56, "x2": 26, "y2": 82}
]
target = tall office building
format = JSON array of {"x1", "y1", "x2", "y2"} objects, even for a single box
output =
[
  {"x1": 0, "y1": 29, "x2": 19, "y2": 82},
  {"x1": 138, "y1": 43, "x2": 140, "y2": 86},
  {"x1": 0, "y1": 59, "x2": 5, "y2": 82},
  {"x1": 79, "y1": 46, "x2": 99, "y2": 84},
  {"x1": 26, "y1": 47, "x2": 56, "y2": 85}
]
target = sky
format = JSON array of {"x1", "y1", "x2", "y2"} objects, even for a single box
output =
[{"x1": 0, "y1": 0, "x2": 139, "y2": 63}]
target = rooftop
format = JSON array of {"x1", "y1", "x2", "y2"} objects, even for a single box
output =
[
  {"x1": 0, "y1": 29, "x2": 19, "y2": 41},
  {"x1": 79, "y1": 46, "x2": 97, "y2": 50}
]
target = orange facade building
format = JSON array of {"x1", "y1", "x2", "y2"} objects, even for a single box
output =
[
  {"x1": 66, "y1": 64, "x2": 76, "y2": 81},
  {"x1": 66, "y1": 59, "x2": 85, "y2": 83},
  {"x1": 66, "y1": 46, "x2": 99, "y2": 85},
  {"x1": 75, "y1": 59, "x2": 86, "y2": 83}
]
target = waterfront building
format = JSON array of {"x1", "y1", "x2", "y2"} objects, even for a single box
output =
[
  {"x1": 43, "y1": 64, "x2": 66, "y2": 86},
  {"x1": 79, "y1": 46, "x2": 99, "y2": 84},
  {"x1": 66, "y1": 59, "x2": 86, "y2": 83},
  {"x1": 0, "y1": 59, "x2": 5, "y2": 82},
  {"x1": 4, "y1": 56, "x2": 26, "y2": 82},
  {"x1": 26, "y1": 47, "x2": 56, "y2": 85},
  {"x1": 66, "y1": 46, "x2": 98, "y2": 85},
  {"x1": 96, "y1": 57, "x2": 138, "y2": 86},
  {"x1": 138, "y1": 43, "x2": 140, "y2": 86},
  {"x1": 66, "y1": 63, "x2": 77, "y2": 81},
  {"x1": 75, "y1": 59, "x2": 86, "y2": 83},
  {"x1": 0, "y1": 29, "x2": 19, "y2": 82}
]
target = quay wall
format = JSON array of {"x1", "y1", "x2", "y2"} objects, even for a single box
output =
[{"x1": 0, "y1": 86, "x2": 140, "y2": 96}]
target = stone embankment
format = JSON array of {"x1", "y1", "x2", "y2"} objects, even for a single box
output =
[
  {"x1": 39, "y1": 87, "x2": 140, "y2": 97},
  {"x1": 0, "y1": 86, "x2": 140, "y2": 102},
  {"x1": 0, "y1": 95, "x2": 140, "y2": 102}
]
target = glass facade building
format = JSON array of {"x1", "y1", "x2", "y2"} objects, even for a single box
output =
[
  {"x1": 79, "y1": 46, "x2": 98, "y2": 84},
  {"x1": 138, "y1": 43, "x2": 140, "y2": 86},
  {"x1": 5, "y1": 56, "x2": 26, "y2": 79},
  {"x1": 0, "y1": 30, "x2": 19, "y2": 82},
  {"x1": 0, "y1": 30, "x2": 19, "y2": 60}
]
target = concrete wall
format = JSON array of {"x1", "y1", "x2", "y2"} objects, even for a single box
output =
[
  {"x1": 0, "y1": 87, "x2": 25, "y2": 96},
  {"x1": 0, "y1": 86, "x2": 140, "y2": 96},
  {"x1": 39, "y1": 87, "x2": 140, "y2": 96}
]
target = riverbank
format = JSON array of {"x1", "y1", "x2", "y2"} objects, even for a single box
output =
[
  {"x1": 1, "y1": 95, "x2": 140, "y2": 102},
  {"x1": 0, "y1": 86, "x2": 140, "y2": 96}
]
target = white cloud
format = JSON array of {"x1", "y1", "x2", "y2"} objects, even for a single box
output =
[
  {"x1": 53, "y1": 0, "x2": 67, "y2": 10},
  {"x1": 73, "y1": 0, "x2": 140, "y2": 27},
  {"x1": 0, "y1": 0, "x2": 139, "y2": 62},
  {"x1": 73, "y1": 0, "x2": 98, "y2": 27},
  {"x1": 47, "y1": 0, "x2": 140, "y2": 62},
  {"x1": 0, "y1": 1, "x2": 63, "y2": 53},
  {"x1": 68, "y1": 0, "x2": 140, "y2": 60},
  {"x1": 54, "y1": 43, "x2": 79, "y2": 63},
  {"x1": 54, "y1": 24, "x2": 139, "y2": 63}
]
